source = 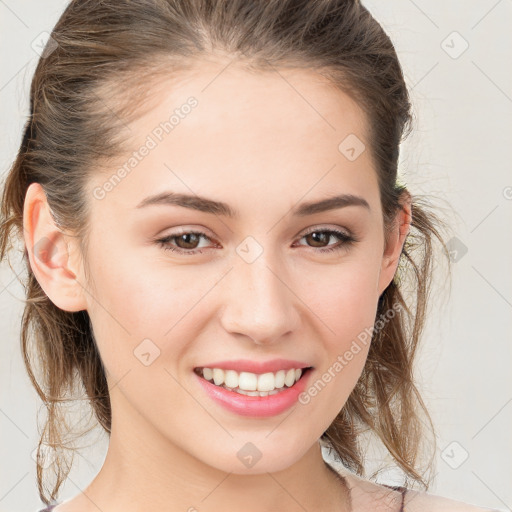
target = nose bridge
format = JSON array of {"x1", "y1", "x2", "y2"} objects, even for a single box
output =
[{"x1": 220, "y1": 247, "x2": 298, "y2": 344}]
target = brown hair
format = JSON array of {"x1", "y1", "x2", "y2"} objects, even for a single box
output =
[{"x1": 0, "y1": 0, "x2": 452, "y2": 506}]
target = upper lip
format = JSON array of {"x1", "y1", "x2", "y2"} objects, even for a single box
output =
[{"x1": 195, "y1": 358, "x2": 313, "y2": 374}]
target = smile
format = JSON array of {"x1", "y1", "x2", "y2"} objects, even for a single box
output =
[{"x1": 194, "y1": 367, "x2": 312, "y2": 397}]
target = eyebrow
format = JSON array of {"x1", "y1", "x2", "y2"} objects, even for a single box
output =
[{"x1": 135, "y1": 191, "x2": 370, "y2": 217}]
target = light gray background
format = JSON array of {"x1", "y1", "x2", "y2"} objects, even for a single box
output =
[{"x1": 1, "y1": 1, "x2": 511, "y2": 511}]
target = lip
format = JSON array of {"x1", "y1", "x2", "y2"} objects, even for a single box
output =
[
  {"x1": 194, "y1": 358, "x2": 312, "y2": 374},
  {"x1": 194, "y1": 366, "x2": 313, "y2": 417}
]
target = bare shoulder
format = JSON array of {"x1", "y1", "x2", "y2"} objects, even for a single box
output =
[
  {"x1": 403, "y1": 487, "x2": 497, "y2": 512},
  {"x1": 331, "y1": 464, "x2": 496, "y2": 512}
]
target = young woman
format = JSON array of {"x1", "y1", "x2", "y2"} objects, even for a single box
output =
[{"x1": 0, "y1": 1, "x2": 496, "y2": 511}]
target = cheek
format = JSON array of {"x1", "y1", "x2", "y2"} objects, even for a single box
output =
[
  {"x1": 83, "y1": 256, "x2": 205, "y2": 426},
  {"x1": 301, "y1": 259, "x2": 379, "y2": 399},
  {"x1": 304, "y1": 257, "x2": 381, "y2": 342},
  {"x1": 84, "y1": 247, "x2": 218, "y2": 376},
  {"x1": 86, "y1": 237, "x2": 201, "y2": 330}
]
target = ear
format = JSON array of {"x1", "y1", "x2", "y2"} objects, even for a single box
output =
[
  {"x1": 23, "y1": 182, "x2": 88, "y2": 312},
  {"x1": 377, "y1": 190, "x2": 412, "y2": 296}
]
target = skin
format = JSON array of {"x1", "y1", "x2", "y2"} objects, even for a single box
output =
[{"x1": 24, "y1": 58, "x2": 411, "y2": 512}]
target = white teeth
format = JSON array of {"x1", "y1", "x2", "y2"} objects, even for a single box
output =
[
  {"x1": 224, "y1": 370, "x2": 239, "y2": 389},
  {"x1": 238, "y1": 371, "x2": 258, "y2": 391},
  {"x1": 213, "y1": 368, "x2": 224, "y2": 386},
  {"x1": 221, "y1": 386, "x2": 281, "y2": 397},
  {"x1": 284, "y1": 369, "x2": 296, "y2": 387},
  {"x1": 274, "y1": 370, "x2": 285, "y2": 388},
  {"x1": 257, "y1": 372, "x2": 275, "y2": 392},
  {"x1": 198, "y1": 366, "x2": 307, "y2": 392}
]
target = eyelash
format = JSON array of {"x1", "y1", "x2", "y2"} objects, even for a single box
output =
[{"x1": 155, "y1": 227, "x2": 358, "y2": 256}]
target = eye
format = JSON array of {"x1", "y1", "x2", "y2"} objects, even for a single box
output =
[
  {"x1": 294, "y1": 228, "x2": 357, "y2": 253},
  {"x1": 155, "y1": 230, "x2": 214, "y2": 255},
  {"x1": 154, "y1": 227, "x2": 358, "y2": 256}
]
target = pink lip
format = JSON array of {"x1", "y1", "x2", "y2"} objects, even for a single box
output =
[
  {"x1": 195, "y1": 358, "x2": 311, "y2": 374},
  {"x1": 194, "y1": 367, "x2": 313, "y2": 417}
]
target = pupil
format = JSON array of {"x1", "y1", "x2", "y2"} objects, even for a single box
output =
[
  {"x1": 178, "y1": 233, "x2": 198, "y2": 248},
  {"x1": 309, "y1": 232, "x2": 328, "y2": 247}
]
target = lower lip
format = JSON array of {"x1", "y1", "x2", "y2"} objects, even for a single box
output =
[{"x1": 194, "y1": 369, "x2": 312, "y2": 417}]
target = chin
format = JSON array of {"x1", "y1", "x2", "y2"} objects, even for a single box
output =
[{"x1": 196, "y1": 437, "x2": 310, "y2": 475}]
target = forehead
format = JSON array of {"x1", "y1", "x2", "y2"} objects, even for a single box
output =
[{"x1": 90, "y1": 60, "x2": 379, "y2": 218}]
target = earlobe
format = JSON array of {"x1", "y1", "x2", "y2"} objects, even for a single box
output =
[{"x1": 23, "y1": 182, "x2": 87, "y2": 312}]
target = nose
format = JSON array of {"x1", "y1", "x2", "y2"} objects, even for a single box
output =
[{"x1": 219, "y1": 254, "x2": 300, "y2": 346}]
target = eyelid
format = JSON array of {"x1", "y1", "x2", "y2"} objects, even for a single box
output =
[
  {"x1": 155, "y1": 223, "x2": 358, "y2": 256},
  {"x1": 299, "y1": 224, "x2": 352, "y2": 238},
  {"x1": 156, "y1": 225, "x2": 216, "y2": 240},
  {"x1": 158, "y1": 224, "x2": 353, "y2": 244}
]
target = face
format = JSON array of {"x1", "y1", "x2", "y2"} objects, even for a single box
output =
[{"x1": 31, "y1": 60, "x2": 407, "y2": 476}]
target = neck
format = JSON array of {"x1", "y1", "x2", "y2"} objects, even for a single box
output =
[{"x1": 74, "y1": 412, "x2": 351, "y2": 512}]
